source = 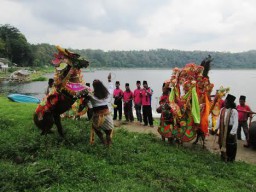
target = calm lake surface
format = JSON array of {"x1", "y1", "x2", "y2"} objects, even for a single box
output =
[{"x1": 1, "y1": 69, "x2": 256, "y2": 113}]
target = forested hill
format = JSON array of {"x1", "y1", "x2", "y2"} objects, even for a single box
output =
[
  {"x1": 34, "y1": 44, "x2": 256, "y2": 69},
  {"x1": 75, "y1": 49, "x2": 256, "y2": 69},
  {"x1": 1, "y1": 24, "x2": 256, "y2": 68}
]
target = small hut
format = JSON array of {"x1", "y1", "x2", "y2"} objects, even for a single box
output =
[{"x1": 10, "y1": 70, "x2": 30, "y2": 82}]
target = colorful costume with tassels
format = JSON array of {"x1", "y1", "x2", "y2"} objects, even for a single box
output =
[
  {"x1": 157, "y1": 94, "x2": 173, "y2": 139},
  {"x1": 35, "y1": 92, "x2": 59, "y2": 120},
  {"x1": 61, "y1": 98, "x2": 89, "y2": 118},
  {"x1": 89, "y1": 94, "x2": 114, "y2": 145},
  {"x1": 165, "y1": 61, "x2": 214, "y2": 142},
  {"x1": 35, "y1": 45, "x2": 91, "y2": 121},
  {"x1": 210, "y1": 87, "x2": 229, "y2": 131}
]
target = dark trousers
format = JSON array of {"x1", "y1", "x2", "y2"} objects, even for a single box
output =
[
  {"x1": 135, "y1": 104, "x2": 142, "y2": 122},
  {"x1": 113, "y1": 99, "x2": 122, "y2": 120},
  {"x1": 222, "y1": 126, "x2": 237, "y2": 162},
  {"x1": 226, "y1": 142, "x2": 237, "y2": 162},
  {"x1": 237, "y1": 121, "x2": 249, "y2": 140},
  {"x1": 124, "y1": 101, "x2": 134, "y2": 121},
  {"x1": 87, "y1": 108, "x2": 93, "y2": 120},
  {"x1": 142, "y1": 105, "x2": 153, "y2": 126}
]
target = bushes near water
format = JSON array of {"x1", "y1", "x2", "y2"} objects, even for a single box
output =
[
  {"x1": 31, "y1": 76, "x2": 47, "y2": 82},
  {"x1": 0, "y1": 96, "x2": 256, "y2": 192}
]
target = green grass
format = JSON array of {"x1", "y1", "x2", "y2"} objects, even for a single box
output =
[
  {"x1": 31, "y1": 76, "x2": 48, "y2": 82},
  {"x1": 0, "y1": 70, "x2": 10, "y2": 79},
  {"x1": 29, "y1": 69, "x2": 49, "y2": 82},
  {"x1": 0, "y1": 96, "x2": 256, "y2": 192}
]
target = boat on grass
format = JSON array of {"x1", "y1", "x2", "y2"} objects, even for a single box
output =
[{"x1": 8, "y1": 94, "x2": 40, "y2": 104}]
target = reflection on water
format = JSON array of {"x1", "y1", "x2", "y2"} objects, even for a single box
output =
[
  {"x1": 0, "y1": 80, "x2": 47, "y2": 99},
  {"x1": 1, "y1": 69, "x2": 256, "y2": 114},
  {"x1": 0, "y1": 73, "x2": 53, "y2": 100}
]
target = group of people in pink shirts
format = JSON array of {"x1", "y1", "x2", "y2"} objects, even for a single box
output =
[{"x1": 113, "y1": 80, "x2": 154, "y2": 127}]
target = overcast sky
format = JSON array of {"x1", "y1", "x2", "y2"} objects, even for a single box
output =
[{"x1": 1, "y1": 0, "x2": 256, "y2": 52}]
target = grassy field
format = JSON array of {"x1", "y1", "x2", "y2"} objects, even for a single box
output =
[{"x1": 0, "y1": 96, "x2": 256, "y2": 192}]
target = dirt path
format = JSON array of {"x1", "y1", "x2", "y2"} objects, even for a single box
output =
[{"x1": 114, "y1": 121, "x2": 256, "y2": 164}]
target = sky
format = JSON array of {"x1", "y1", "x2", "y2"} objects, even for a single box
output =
[{"x1": 1, "y1": 0, "x2": 256, "y2": 52}]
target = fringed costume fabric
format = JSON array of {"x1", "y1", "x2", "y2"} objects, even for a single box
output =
[
  {"x1": 90, "y1": 108, "x2": 114, "y2": 144},
  {"x1": 164, "y1": 61, "x2": 214, "y2": 142},
  {"x1": 217, "y1": 101, "x2": 238, "y2": 162}
]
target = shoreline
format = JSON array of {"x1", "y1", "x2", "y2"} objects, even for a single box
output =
[{"x1": 115, "y1": 120, "x2": 256, "y2": 164}]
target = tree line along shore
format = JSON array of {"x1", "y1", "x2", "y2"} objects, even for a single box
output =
[{"x1": 1, "y1": 24, "x2": 256, "y2": 69}]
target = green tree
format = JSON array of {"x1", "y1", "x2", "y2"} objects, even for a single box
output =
[
  {"x1": 0, "y1": 38, "x2": 6, "y2": 57},
  {"x1": 0, "y1": 24, "x2": 34, "y2": 66}
]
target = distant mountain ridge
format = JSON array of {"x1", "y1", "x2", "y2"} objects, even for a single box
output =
[
  {"x1": 2, "y1": 41, "x2": 255, "y2": 69},
  {"x1": 1, "y1": 24, "x2": 256, "y2": 68},
  {"x1": 31, "y1": 43, "x2": 256, "y2": 69}
]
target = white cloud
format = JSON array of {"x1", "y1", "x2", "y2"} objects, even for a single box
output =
[{"x1": 1, "y1": 0, "x2": 256, "y2": 52}]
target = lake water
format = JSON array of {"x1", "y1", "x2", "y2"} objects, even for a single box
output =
[{"x1": 1, "y1": 69, "x2": 256, "y2": 115}]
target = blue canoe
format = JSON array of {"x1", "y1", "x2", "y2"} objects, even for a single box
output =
[{"x1": 8, "y1": 94, "x2": 40, "y2": 104}]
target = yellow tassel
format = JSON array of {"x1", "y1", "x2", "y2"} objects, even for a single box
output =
[{"x1": 112, "y1": 104, "x2": 117, "y2": 108}]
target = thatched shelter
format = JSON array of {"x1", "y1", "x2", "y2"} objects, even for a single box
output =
[{"x1": 10, "y1": 70, "x2": 30, "y2": 81}]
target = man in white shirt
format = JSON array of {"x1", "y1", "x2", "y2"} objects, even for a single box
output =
[
  {"x1": 107, "y1": 73, "x2": 114, "y2": 114},
  {"x1": 216, "y1": 94, "x2": 238, "y2": 162}
]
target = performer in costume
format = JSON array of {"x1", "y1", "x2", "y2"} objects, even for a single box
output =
[
  {"x1": 35, "y1": 46, "x2": 88, "y2": 121},
  {"x1": 236, "y1": 95, "x2": 252, "y2": 147},
  {"x1": 75, "y1": 80, "x2": 114, "y2": 121},
  {"x1": 34, "y1": 45, "x2": 90, "y2": 136},
  {"x1": 157, "y1": 83, "x2": 173, "y2": 143},
  {"x1": 209, "y1": 87, "x2": 228, "y2": 133},
  {"x1": 168, "y1": 64, "x2": 204, "y2": 143},
  {"x1": 88, "y1": 79, "x2": 114, "y2": 145},
  {"x1": 165, "y1": 57, "x2": 215, "y2": 144},
  {"x1": 216, "y1": 94, "x2": 238, "y2": 162}
]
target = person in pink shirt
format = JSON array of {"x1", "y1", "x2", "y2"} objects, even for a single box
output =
[
  {"x1": 141, "y1": 80, "x2": 153, "y2": 127},
  {"x1": 113, "y1": 81, "x2": 123, "y2": 120},
  {"x1": 133, "y1": 80, "x2": 142, "y2": 123},
  {"x1": 123, "y1": 83, "x2": 134, "y2": 122},
  {"x1": 236, "y1": 95, "x2": 252, "y2": 147}
]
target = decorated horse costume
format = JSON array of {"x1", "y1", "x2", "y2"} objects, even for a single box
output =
[
  {"x1": 34, "y1": 46, "x2": 90, "y2": 136},
  {"x1": 161, "y1": 56, "x2": 214, "y2": 145}
]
